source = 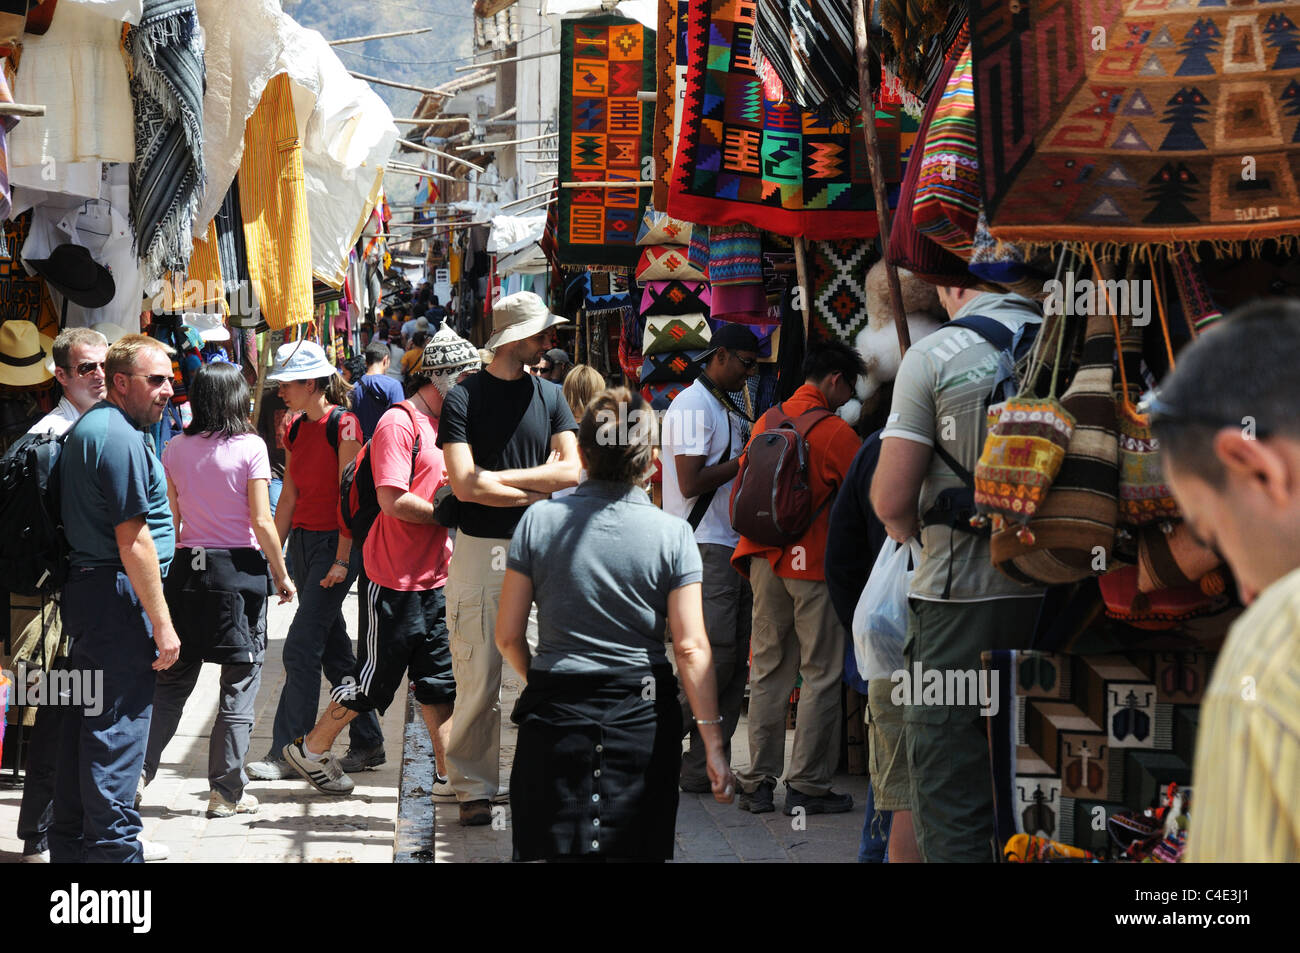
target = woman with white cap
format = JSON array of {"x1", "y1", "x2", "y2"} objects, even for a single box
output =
[{"x1": 246, "y1": 340, "x2": 385, "y2": 780}]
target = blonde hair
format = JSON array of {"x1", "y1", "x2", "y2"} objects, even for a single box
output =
[
  {"x1": 106, "y1": 334, "x2": 175, "y2": 384},
  {"x1": 562, "y1": 364, "x2": 605, "y2": 420}
]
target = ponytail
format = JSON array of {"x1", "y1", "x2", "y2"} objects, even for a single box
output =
[{"x1": 316, "y1": 373, "x2": 352, "y2": 409}]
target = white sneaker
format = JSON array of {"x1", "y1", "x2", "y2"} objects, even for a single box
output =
[
  {"x1": 21, "y1": 848, "x2": 49, "y2": 863},
  {"x1": 135, "y1": 774, "x2": 147, "y2": 810},
  {"x1": 283, "y1": 739, "x2": 355, "y2": 795},
  {"x1": 207, "y1": 791, "x2": 260, "y2": 818},
  {"x1": 431, "y1": 773, "x2": 456, "y2": 803},
  {"x1": 140, "y1": 839, "x2": 169, "y2": 862}
]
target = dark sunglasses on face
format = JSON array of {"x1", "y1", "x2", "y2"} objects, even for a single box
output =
[
  {"x1": 63, "y1": 360, "x2": 105, "y2": 377},
  {"x1": 129, "y1": 373, "x2": 172, "y2": 387},
  {"x1": 735, "y1": 355, "x2": 758, "y2": 370}
]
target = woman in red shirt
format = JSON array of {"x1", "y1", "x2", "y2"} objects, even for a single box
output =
[{"x1": 246, "y1": 340, "x2": 385, "y2": 779}]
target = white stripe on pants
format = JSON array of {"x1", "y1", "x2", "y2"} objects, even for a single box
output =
[{"x1": 444, "y1": 532, "x2": 509, "y2": 802}]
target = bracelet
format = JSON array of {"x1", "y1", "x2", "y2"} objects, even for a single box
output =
[
  {"x1": 332, "y1": 559, "x2": 349, "y2": 569},
  {"x1": 693, "y1": 715, "x2": 723, "y2": 725}
]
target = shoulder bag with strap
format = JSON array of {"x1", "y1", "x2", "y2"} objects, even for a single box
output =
[{"x1": 684, "y1": 374, "x2": 751, "y2": 531}]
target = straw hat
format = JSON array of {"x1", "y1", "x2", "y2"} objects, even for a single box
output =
[
  {"x1": 0, "y1": 320, "x2": 55, "y2": 387},
  {"x1": 485, "y1": 291, "x2": 567, "y2": 350}
]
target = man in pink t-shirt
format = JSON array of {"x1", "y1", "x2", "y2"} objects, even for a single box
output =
[{"x1": 282, "y1": 325, "x2": 482, "y2": 796}]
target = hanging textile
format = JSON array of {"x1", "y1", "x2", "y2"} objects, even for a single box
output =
[
  {"x1": 805, "y1": 238, "x2": 880, "y2": 344},
  {"x1": 237, "y1": 73, "x2": 313, "y2": 331},
  {"x1": 0, "y1": 58, "x2": 17, "y2": 231},
  {"x1": 557, "y1": 14, "x2": 656, "y2": 266},
  {"x1": 704, "y1": 224, "x2": 763, "y2": 286},
  {"x1": 652, "y1": 0, "x2": 689, "y2": 211},
  {"x1": 1, "y1": 213, "x2": 58, "y2": 337},
  {"x1": 125, "y1": 0, "x2": 206, "y2": 284},
  {"x1": 184, "y1": 219, "x2": 227, "y2": 313},
  {"x1": 974, "y1": 0, "x2": 1300, "y2": 248},
  {"x1": 874, "y1": 0, "x2": 967, "y2": 102},
  {"x1": 751, "y1": 0, "x2": 859, "y2": 125},
  {"x1": 668, "y1": 0, "x2": 912, "y2": 238}
]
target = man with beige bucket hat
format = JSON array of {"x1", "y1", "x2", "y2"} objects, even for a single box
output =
[{"x1": 437, "y1": 291, "x2": 582, "y2": 825}]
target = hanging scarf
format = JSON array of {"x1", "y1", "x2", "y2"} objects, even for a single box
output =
[{"x1": 126, "y1": 0, "x2": 206, "y2": 284}]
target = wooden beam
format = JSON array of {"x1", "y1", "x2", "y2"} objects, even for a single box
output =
[
  {"x1": 397, "y1": 138, "x2": 486, "y2": 174},
  {"x1": 454, "y1": 47, "x2": 560, "y2": 73},
  {"x1": 635, "y1": 91, "x2": 656, "y2": 102},
  {"x1": 561, "y1": 180, "x2": 653, "y2": 188},
  {"x1": 854, "y1": 0, "x2": 909, "y2": 356},
  {"x1": 349, "y1": 71, "x2": 447, "y2": 96},
  {"x1": 330, "y1": 27, "x2": 433, "y2": 46},
  {"x1": 385, "y1": 164, "x2": 457, "y2": 182},
  {"x1": 457, "y1": 131, "x2": 557, "y2": 151},
  {"x1": 500, "y1": 189, "x2": 556, "y2": 211},
  {"x1": 793, "y1": 237, "x2": 813, "y2": 347}
]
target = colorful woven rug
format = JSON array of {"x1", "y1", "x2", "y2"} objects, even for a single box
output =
[
  {"x1": 668, "y1": 0, "x2": 914, "y2": 238},
  {"x1": 973, "y1": 0, "x2": 1300, "y2": 247},
  {"x1": 653, "y1": 0, "x2": 691, "y2": 211},
  {"x1": 807, "y1": 238, "x2": 880, "y2": 344},
  {"x1": 558, "y1": 15, "x2": 656, "y2": 266}
]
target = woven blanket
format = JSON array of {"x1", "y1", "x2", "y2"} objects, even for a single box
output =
[
  {"x1": 752, "y1": 0, "x2": 859, "y2": 125},
  {"x1": 806, "y1": 238, "x2": 879, "y2": 344},
  {"x1": 653, "y1": 0, "x2": 691, "y2": 211},
  {"x1": 706, "y1": 223, "x2": 763, "y2": 285},
  {"x1": 127, "y1": 0, "x2": 206, "y2": 284},
  {"x1": 973, "y1": 0, "x2": 1300, "y2": 247},
  {"x1": 668, "y1": 0, "x2": 910, "y2": 238},
  {"x1": 558, "y1": 15, "x2": 656, "y2": 266}
]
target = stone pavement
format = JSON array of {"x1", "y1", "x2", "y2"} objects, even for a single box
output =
[{"x1": 1, "y1": 590, "x2": 864, "y2": 864}]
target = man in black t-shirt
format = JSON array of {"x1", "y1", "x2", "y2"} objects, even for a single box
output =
[{"x1": 437, "y1": 291, "x2": 580, "y2": 826}]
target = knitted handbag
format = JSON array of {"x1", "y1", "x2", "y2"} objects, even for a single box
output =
[
  {"x1": 640, "y1": 348, "x2": 706, "y2": 384},
  {"x1": 636, "y1": 208, "x2": 694, "y2": 247},
  {"x1": 911, "y1": 43, "x2": 979, "y2": 260},
  {"x1": 992, "y1": 310, "x2": 1120, "y2": 586},
  {"x1": 642, "y1": 314, "x2": 711, "y2": 355},
  {"x1": 640, "y1": 279, "x2": 711, "y2": 316},
  {"x1": 636, "y1": 244, "x2": 706, "y2": 284},
  {"x1": 1099, "y1": 564, "x2": 1230, "y2": 631},
  {"x1": 974, "y1": 314, "x2": 1076, "y2": 544},
  {"x1": 1137, "y1": 522, "x2": 1222, "y2": 594}
]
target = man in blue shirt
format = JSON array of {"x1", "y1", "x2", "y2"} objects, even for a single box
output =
[
  {"x1": 52, "y1": 334, "x2": 181, "y2": 863},
  {"x1": 351, "y1": 341, "x2": 405, "y2": 442}
]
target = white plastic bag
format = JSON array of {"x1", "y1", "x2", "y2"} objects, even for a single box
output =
[{"x1": 852, "y1": 538, "x2": 922, "y2": 681}]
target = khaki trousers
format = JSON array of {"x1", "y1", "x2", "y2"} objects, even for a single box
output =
[
  {"x1": 444, "y1": 532, "x2": 509, "y2": 802},
  {"x1": 738, "y1": 559, "x2": 843, "y2": 796}
]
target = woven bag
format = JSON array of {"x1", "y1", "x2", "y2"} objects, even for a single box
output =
[
  {"x1": 642, "y1": 314, "x2": 711, "y2": 356},
  {"x1": 992, "y1": 310, "x2": 1120, "y2": 586},
  {"x1": 974, "y1": 314, "x2": 1075, "y2": 544},
  {"x1": 911, "y1": 43, "x2": 979, "y2": 260}
]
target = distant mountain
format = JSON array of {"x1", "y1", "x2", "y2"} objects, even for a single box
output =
[{"x1": 283, "y1": 0, "x2": 477, "y2": 202}]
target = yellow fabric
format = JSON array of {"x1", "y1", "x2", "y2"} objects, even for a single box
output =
[
  {"x1": 1185, "y1": 566, "x2": 1300, "y2": 862},
  {"x1": 238, "y1": 73, "x2": 313, "y2": 331},
  {"x1": 184, "y1": 220, "x2": 228, "y2": 312}
]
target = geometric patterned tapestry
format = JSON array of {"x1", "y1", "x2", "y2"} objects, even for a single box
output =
[
  {"x1": 652, "y1": 0, "x2": 691, "y2": 212},
  {"x1": 806, "y1": 238, "x2": 879, "y2": 344},
  {"x1": 668, "y1": 0, "x2": 911, "y2": 239},
  {"x1": 558, "y1": 14, "x2": 657, "y2": 266},
  {"x1": 973, "y1": 0, "x2": 1300, "y2": 246}
]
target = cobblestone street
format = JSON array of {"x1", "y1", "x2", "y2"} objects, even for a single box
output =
[{"x1": 2, "y1": 590, "x2": 863, "y2": 864}]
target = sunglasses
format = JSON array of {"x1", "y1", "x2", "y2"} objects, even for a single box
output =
[
  {"x1": 64, "y1": 360, "x2": 106, "y2": 377},
  {"x1": 734, "y1": 355, "x2": 758, "y2": 370},
  {"x1": 129, "y1": 373, "x2": 173, "y2": 388}
]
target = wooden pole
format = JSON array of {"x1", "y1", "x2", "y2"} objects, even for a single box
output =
[
  {"x1": 0, "y1": 103, "x2": 45, "y2": 117},
  {"x1": 560, "y1": 180, "x2": 653, "y2": 188},
  {"x1": 457, "y1": 131, "x2": 557, "y2": 151},
  {"x1": 251, "y1": 334, "x2": 271, "y2": 424},
  {"x1": 392, "y1": 117, "x2": 471, "y2": 125},
  {"x1": 854, "y1": 0, "x2": 910, "y2": 356},
  {"x1": 348, "y1": 71, "x2": 449, "y2": 96},
  {"x1": 331, "y1": 27, "x2": 433, "y2": 45},
  {"x1": 793, "y1": 237, "x2": 813, "y2": 347},
  {"x1": 454, "y1": 47, "x2": 561, "y2": 72},
  {"x1": 396, "y1": 138, "x2": 486, "y2": 173},
  {"x1": 386, "y1": 164, "x2": 456, "y2": 182}
]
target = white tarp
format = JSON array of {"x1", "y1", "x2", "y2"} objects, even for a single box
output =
[{"x1": 486, "y1": 213, "x2": 547, "y2": 256}]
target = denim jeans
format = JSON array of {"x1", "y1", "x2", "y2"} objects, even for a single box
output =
[
  {"x1": 857, "y1": 781, "x2": 892, "y2": 863},
  {"x1": 50, "y1": 568, "x2": 158, "y2": 863},
  {"x1": 267, "y1": 528, "x2": 382, "y2": 757}
]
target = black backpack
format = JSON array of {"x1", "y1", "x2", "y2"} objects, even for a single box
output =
[
  {"x1": 286, "y1": 405, "x2": 344, "y2": 451},
  {"x1": 0, "y1": 430, "x2": 70, "y2": 596},
  {"x1": 339, "y1": 403, "x2": 421, "y2": 544}
]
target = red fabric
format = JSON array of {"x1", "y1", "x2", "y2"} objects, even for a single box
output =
[
  {"x1": 285, "y1": 407, "x2": 359, "y2": 536},
  {"x1": 731, "y1": 384, "x2": 861, "y2": 581},
  {"x1": 362, "y1": 403, "x2": 452, "y2": 591}
]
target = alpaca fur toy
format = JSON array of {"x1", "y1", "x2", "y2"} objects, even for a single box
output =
[{"x1": 839, "y1": 263, "x2": 946, "y2": 426}]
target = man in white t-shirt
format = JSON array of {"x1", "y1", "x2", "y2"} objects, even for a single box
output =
[
  {"x1": 29, "y1": 326, "x2": 109, "y2": 436},
  {"x1": 661, "y1": 323, "x2": 759, "y2": 793}
]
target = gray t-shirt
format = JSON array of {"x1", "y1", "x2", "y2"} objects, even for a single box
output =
[{"x1": 507, "y1": 480, "x2": 703, "y2": 673}]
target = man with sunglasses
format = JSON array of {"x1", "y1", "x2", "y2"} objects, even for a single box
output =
[
  {"x1": 14, "y1": 327, "x2": 109, "y2": 862},
  {"x1": 661, "y1": 324, "x2": 759, "y2": 794},
  {"x1": 51, "y1": 334, "x2": 180, "y2": 863},
  {"x1": 1149, "y1": 300, "x2": 1300, "y2": 862}
]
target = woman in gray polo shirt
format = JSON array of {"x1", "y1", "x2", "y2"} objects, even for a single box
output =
[{"x1": 495, "y1": 387, "x2": 735, "y2": 862}]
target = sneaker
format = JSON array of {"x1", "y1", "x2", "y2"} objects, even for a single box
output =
[
  {"x1": 339, "y1": 744, "x2": 386, "y2": 773},
  {"x1": 458, "y1": 799, "x2": 493, "y2": 826},
  {"x1": 282, "y1": 739, "x2": 355, "y2": 795},
  {"x1": 783, "y1": 784, "x2": 854, "y2": 816},
  {"x1": 431, "y1": 773, "x2": 457, "y2": 803},
  {"x1": 140, "y1": 839, "x2": 169, "y2": 862},
  {"x1": 738, "y1": 779, "x2": 776, "y2": 814},
  {"x1": 21, "y1": 840, "x2": 49, "y2": 863},
  {"x1": 206, "y1": 791, "x2": 260, "y2": 818},
  {"x1": 246, "y1": 758, "x2": 297, "y2": 781},
  {"x1": 135, "y1": 774, "x2": 147, "y2": 810}
]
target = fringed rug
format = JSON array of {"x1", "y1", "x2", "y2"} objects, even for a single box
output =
[
  {"x1": 668, "y1": 0, "x2": 911, "y2": 238},
  {"x1": 807, "y1": 238, "x2": 880, "y2": 344},
  {"x1": 558, "y1": 15, "x2": 656, "y2": 266},
  {"x1": 973, "y1": 0, "x2": 1300, "y2": 249}
]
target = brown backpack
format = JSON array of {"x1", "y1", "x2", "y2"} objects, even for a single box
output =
[{"x1": 729, "y1": 404, "x2": 836, "y2": 548}]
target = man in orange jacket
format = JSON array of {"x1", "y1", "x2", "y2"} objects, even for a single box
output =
[{"x1": 731, "y1": 340, "x2": 865, "y2": 815}]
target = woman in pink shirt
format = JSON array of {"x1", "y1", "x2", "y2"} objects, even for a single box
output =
[{"x1": 143, "y1": 363, "x2": 295, "y2": 819}]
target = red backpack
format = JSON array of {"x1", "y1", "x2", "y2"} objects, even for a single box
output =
[{"x1": 729, "y1": 404, "x2": 836, "y2": 548}]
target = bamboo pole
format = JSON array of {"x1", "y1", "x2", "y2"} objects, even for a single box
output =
[
  {"x1": 392, "y1": 117, "x2": 471, "y2": 125},
  {"x1": 457, "y1": 131, "x2": 558, "y2": 151},
  {"x1": 331, "y1": 27, "x2": 433, "y2": 45},
  {"x1": 386, "y1": 163, "x2": 456, "y2": 182},
  {"x1": 636, "y1": 91, "x2": 657, "y2": 102},
  {"x1": 396, "y1": 138, "x2": 486, "y2": 173},
  {"x1": 561, "y1": 180, "x2": 653, "y2": 188},
  {"x1": 500, "y1": 189, "x2": 557, "y2": 210},
  {"x1": 0, "y1": 103, "x2": 45, "y2": 117},
  {"x1": 854, "y1": 0, "x2": 910, "y2": 356},
  {"x1": 348, "y1": 71, "x2": 449, "y2": 96},
  {"x1": 251, "y1": 334, "x2": 271, "y2": 424},
  {"x1": 454, "y1": 47, "x2": 561, "y2": 72},
  {"x1": 793, "y1": 237, "x2": 813, "y2": 347}
]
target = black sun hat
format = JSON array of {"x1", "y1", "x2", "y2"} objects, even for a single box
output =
[{"x1": 26, "y1": 243, "x2": 116, "y2": 309}]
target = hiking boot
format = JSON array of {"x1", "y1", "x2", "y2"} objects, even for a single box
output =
[
  {"x1": 339, "y1": 744, "x2": 386, "y2": 773},
  {"x1": 431, "y1": 773, "x2": 457, "y2": 803},
  {"x1": 207, "y1": 791, "x2": 260, "y2": 818},
  {"x1": 459, "y1": 799, "x2": 493, "y2": 826},
  {"x1": 282, "y1": 739, "x2": 355, "y2": 795},
  {"x1": 246, "y1": 757, "x2": 297, "y2": 781},
  {"x1": 783, "y1": 784, "x2": 854, "y2": 816},
  {"x1": 738, "y1": 779, "x2": 776, "y2": 814}
]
